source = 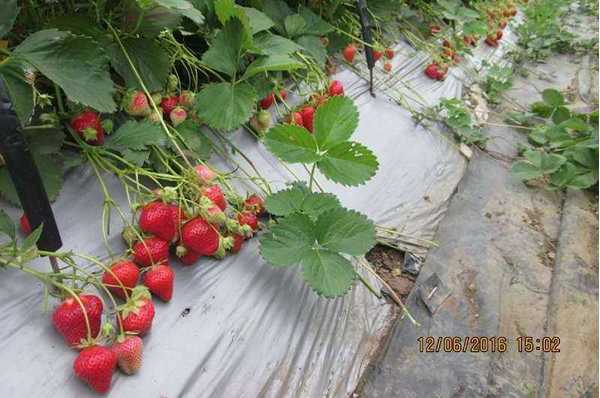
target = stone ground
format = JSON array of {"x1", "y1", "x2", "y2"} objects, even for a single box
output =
[{"x1": 358, "y1": 31, "x2": 599, "y2": 398}]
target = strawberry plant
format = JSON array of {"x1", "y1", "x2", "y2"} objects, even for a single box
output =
[
  {"x1": 509, "y1": 89, "x2": 598, "y2": 190},
  {"x1": 481, "y1": 62, "x2": 513, "y2": 104}
]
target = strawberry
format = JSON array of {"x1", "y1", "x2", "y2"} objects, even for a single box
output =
[
  {"x1": 300, "y1": 106, "x2": 315, "y2": 132},
  {"x1": 205, "y1": 204, "x2": 226, "y2": 225},
  {"x1": 202, "y1": 184, "x2": 227, "y2": 211},
  {"x1": 181, "y1": 217, "x2": 220, "y2": 256},
  {"x1": 496, "y1": 30, "x2": 503, "y2": 40},
  {"x1": 102, "y1": 260, "x2": 140, "y2": 300},
  {"x1": 132, "y1": 237, "x2": 169, "y2": 267},
  {"x1": 176, "y1": 245, "x2": 201, "y2": 265},
  {"x1": 424, "y1": 63, "x2": 447, "y2": 81},
  {"x1": 139, "y1": 201, "x2": 176, "y2": 241},
  {"x1": 143, "y1": 263, "x2": 174, "y2": 302},
  {"x1": 19, "y1": 213, "x2": 31, "y2": 235},
  {"x1": 168, "y1": 204, "x2": 188, "y2": 229},
  {"x1": 256, "y1": 110, "x2": 272, "y2": 130},
  {"x1": 170, "y1": 106, "x2": 187, "y2": 127},
  {"x1": 342, "y1": 44, "x2": 356, "y2": 63},
  {"x1": 430, "y1": 25, "x2": 441, "y2": 35},
  {"x1": 160, "y1": 96, "x2": 179, "y2": 115},
  {"x1": 383, "y1": 62, "x2": 392, "y2": 73},
  {"x1": 463, "y1": 35, "x2": 476, "y2": 47},
  {"x1": 485, "y1": 35, "x2": 499, "y2": 47},
  {"x1": 178, "y1": 90, "x2": 196, "y2": 108},
  {"x1": 310, "y1": 93, "x2": 329, "y2": 108},
  {"x1": 372, "y1": 49, "x2": 383, "y2": 61},
  {"x1": 194, "y1": 164, "x2": 217, "y2": 184},
  {"x1": 328, "y1": 80, "x2": 344, "y2": 96},
  {"x1": 237, "y1": 211, "x2": 258, "y2": 232},
  {"x1": 279, "y1": 89, "x2": 288, "y2": 100},
  {"x1": 70, "y1": 111, "x2": 104, "y2": 146},
  {"x1": 52, "y1": 294, "x2": 103, "y2": 348},
  {"x1": 118, "y1": 287, "x2": 155, "y2": 335},
  {"x1": 259, "y1": 93, "x2": 275, "y2": 109},
  {"x1": 112, "y1": 335, "x2": 143, "y2": 375},
  {"x1": 230, "y1": 234, "x2": 244, "y2": 253},
  {"x1": 243, "y1": 194, "x2": 265, "y2": 215},
  {"x1": 291, "y1": 111, "x2": 303, "y2": 126},
  {"x1": 122, "y1": 90, "x2": 150, "y2": 117},
  {"x1": 73, "y1": 346, "x2": 117, "y2": 393},
  {"x1": 385, "y1": 48, "x2": 394, "y2": 59}
]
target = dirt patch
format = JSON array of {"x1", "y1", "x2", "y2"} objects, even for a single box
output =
[
  {"x1": 366, "y1": 245, "x2": 416, "y2": 299},
  {"x1": 522, "y1": 207, "x2": 557, "y2": 268}
]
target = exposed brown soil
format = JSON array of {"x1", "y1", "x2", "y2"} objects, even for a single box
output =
[{"x1": 366, "y1": 245, "x2": 416, "y2": 299}]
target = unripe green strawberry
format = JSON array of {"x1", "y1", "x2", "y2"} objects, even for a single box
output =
[
  {"x1": 122, "y1": 90, "x2": 150, "y2": 116},
  {"x1": 170, "y1": 106, "x2": 187, "y2": 127},
  {"x1": 167, "y1": 74, "x2": 179, "y2": 92},
  {"x1": 256, "y1": 110, "x2": 272, "y2": 130},
  {"x1": 121, "y1": 226, "x2": 139, "y2": 247},
  {"x1": 178, "y1": 90, "x2": 196, "y2": 108},
  {"x1": 147, "y1": 109, "x2": 163, "y2": 124}
]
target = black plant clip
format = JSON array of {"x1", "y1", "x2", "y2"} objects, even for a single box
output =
[{"x1": 356, "y1": 0, "x2": 375, "y2": 96}]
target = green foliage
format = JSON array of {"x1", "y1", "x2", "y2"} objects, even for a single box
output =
[
  {"x1": 510, "y1": 89, "x2": 598, "y2": 190},
  {"x1": 260, "y1": 183, "x2": 375, "y2": 297},
  {"x1": 196, "y1": 82, "x2": 257, "y2": 131},
  {"x1": 0, "y1": 0, "x2": 19, "y2": 38},
  {"x1": 436, "y1": 98, "x2": 487, "y2": 146},
  {"x1": 0, "y1": 58, "x2": 34, "y2": 124},
  {"x1": 265, "y1": 96, "x2": 378, "y2": 186},
  {"x1": 482, "y1": 63, "x2": 513, "y2": 104},
  {"x1": 0, "y1": 210, "x2": 16, "y2": 241}
]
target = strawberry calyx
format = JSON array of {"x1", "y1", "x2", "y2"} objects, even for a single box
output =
[{"x1": 82, "y1": 127, "x2": 99, "y2": 142}]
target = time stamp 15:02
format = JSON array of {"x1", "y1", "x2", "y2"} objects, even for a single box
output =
[{"x1": 417, "y1": 336, "x2": 561, "y2": 353}]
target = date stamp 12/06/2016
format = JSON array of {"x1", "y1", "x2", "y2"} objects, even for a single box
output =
[{"x1": 417, "y1": 336, "x2": 561, "y2": 353}]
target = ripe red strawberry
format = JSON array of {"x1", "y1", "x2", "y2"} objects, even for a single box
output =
[
  {"x1": 176, "y1": 245, "x2": 201, "y2": 265},
  {"x1": 328, "y1": 80, "x2": 344, "y2": 96},
  {"x1": 73, "y1": 346, "x2": 117, "y2": 393},
  {"x1": 19, "y1": 213, "x2": 31, "y2": 235},
  {"x1": 385, "y1": 48, "x2": 394, "y2": 59},
  {"x1": 496, "y1": 30, "x2": 503, "y2": 40},
  {"x1": 237, "y1": 211, "x2": 258, "y2": 232},
  {"x1": 168, "y1": 204, "x2": 188, "y2": 229},
  {"x1": 300, "y1": 106, "x2": 315, "y2": 132},
  {"x1": 181, "y1": 217, "x2": 220, "y2": 256},
  {"x1": 292, "y1": 112, "x2": 303, "y2": 126},
  {"x1": 259, "y1": 93, "x2": 275, "y2": 109},
  {"x1": 52, "y1": 294, "x2": 103, "y2": 348},
  {"x1": 70, "y1": 111, "x2": 104, "y2": 145},
  {"x1": 178, "y1": 90, "x2": 196, "y2": 108},
  {"x1": 122, "y1": 90, "x2": 150, "y2": 116},
  {"x1": 372, "y1": 50, "x2": 383, "y2": 61},
  {"x1": 383, "y1": 62, "x2": 392, "y2": 73},
  {"x1": 194, "y1": 164, "x2": 217, "y2": 184},
  {"x1": 143, "y1": 263, "x2": 174, "y2": 302},
  {"x1": 279, "y1": 89, "x2": 288, "y2": 100},
  {"x1": 485, "y1": 36, "x2": 499, "y2": 47},
  {"x1": 102, "y1": 260, "x2": 140, "y2": 300},
  {"x1": 244, "y1": 194, "x2": 265, "y2": 215},
  {"x1": 170, "y1": 106, "x2": 187, "y2": 127},
  {"x1": 463, "y1": 35, "x2": 477, "y2": 47},
  {"x1": 132, "y1": 237, "x2": 169, "y2": 267},
  {"x1": 112, "y1": 335, "x2": 143, "y2": 375},
  {"x1": 230, "y1": 234, "x2": 244, "y2": 253},
  {"x1": 139, "y1": 202, "x2": 176, "y2": 241},
  {"x1": 202, "y1": 184, "x2": 227, "y2": 211},
  {"x1": 160, "y1": 96, "x2": 179, "y2": 115},
  {"x1": 424, "y1": 63, "x2": 447, "y2": 81},
  {"x1": 118, "y1": 288, "x2": 155, "y2": 335},
  {"x1": 500, "y1": 19, "x2": 508, "y2": 29},
  {"x1": 342, "y1": 44, "x2": 356, "y2": 63},
  {"x1": 430, "y1": 25, "x2": 441, "y2": 35}
]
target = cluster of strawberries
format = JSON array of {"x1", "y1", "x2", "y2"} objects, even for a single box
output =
[
  {"x1": 19, "y1": 164, "x2": 263, "y2": 393},
  {"x1": 424, "y1": 3, "x2": 517, "y2": 82},
  {"x1": 342, "y1": 43, "x2": 396, "y2": 73},
  {"x1": 285, "y1": 80, "x2": 346, "y2": 133},
  {"x1": 249, "y1": 88, "x2": 289, "y2": 133}
]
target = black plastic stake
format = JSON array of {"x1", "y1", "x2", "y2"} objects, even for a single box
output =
[
  {"x1": 0, "y1": 81, "x2": 62, "y2": 262},
  {"x1": 356, "y1": 0, "x2": 375, "y2": 96}
]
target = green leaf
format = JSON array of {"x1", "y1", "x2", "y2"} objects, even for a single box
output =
[
  {"x1": 196, "y1": 82, "x2": 256, "y2": 131},
  {"x1": 567, "y1": 172, "x2": 598, "y2": 189},
  {"x1": 262, "y1": 0, "x2": 292, "y2": 32},
  {"x1": 122, "y1": 149, "x2": 150, "y2": 166},
  {"x1": 155, "y1": 0, "x2": 204, "y2": 24},
  {"x1": 552, "y1": 106, "x2": 571, "y2": 124},
  {"x1": 316, "y1": 208, "x2": 375, "y2": 256},
  {"x1": 0, "y1": 209, "x2": 16, "y2": 241},
  {"x1": 512, "y1": 160, "x2": 544, "y2": 181},
  {"x1": 175, "y1": 119, "x2": 212, "y2": 159},
  {"x1": 531, "y1": 102, "x2": 553, "y2": 118},
  {"x1": 242, "y1": 54, "x2": 304, "y2": 80},
  {"x1": 542, "y1": 88, "x2": 564, "y2": 107},
  {"x1": 549, "y1": 162, "x2": 577, "y2": 187},
  {"x1": 240, "y1": 7, "x2": 274, "y2": 34},
  {"x1": 0, "y1": 58, "x2": 34, "y2": 124},
  {"x1": 252, "y1": 33, "x2": 301, "y2": 56},
  {"x1": 265, "y1": 183, "x2": 341, "y2": 219},
  {"x1": 259, "y1": 213, "x2": 316, "y2": 267},
  {"x1": 284, "y1": 14, "x2": 307, "y2": 37},
  {"x1": 314, "y1": 96, "x2": 359, "y2": 148},
  {"x1": 127, "y1": 5, "x2": 182, "y2": 37},
  {"x1": 214, "y1": 0, "x2": 237, "y2": 24},
  {"x1": 296, "y1": 35, "x2": 327, "y2": 67},
  {"x1": 298, "y1": 6, "x2": 333, "y2": 35},
  {"x1": 107, "y1": 120, "x2": 166, "y2": 151},
  {"x1": 317, "y1": 141, "x2": 379, "y2": 186},
  {"x1": 264, "y1": 124, "x2": 320, "y2": 163},
  {"x1": 14, "y1": 29, "x2": 116, "y2": 113},
  {"x1": 22, "y1": 224, "x2": 43, "y2": 251},
  {"x1": 201, "y1": 19, "x2": 244, "y2": 77},
  {"x1": 24, "y1": 128, "x2": 65, "y2": 155},
  {"x1": 0, "y1": 0, "x2": 19, "y2": 38},
  {"x1": 110, "y1": 38, "x2": 170, "y2": 92},
  {"x1": 301, "y1": 249, "x2": 356, "y2": 297}
]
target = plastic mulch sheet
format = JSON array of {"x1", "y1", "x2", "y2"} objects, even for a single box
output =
[{"x1": 0, "y1": 24, "x2": 516, "y2": 397}]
